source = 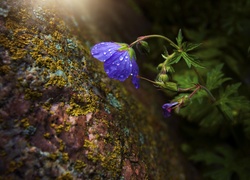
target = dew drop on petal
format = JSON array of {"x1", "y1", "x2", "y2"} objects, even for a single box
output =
[
  {"x1": 103, "y1": 52, "x2": 107, "y2": 55},
  {"x1": 117, "y1": 63, "x2": 120, "y2": 66},
  {"x1": 119, "y1": 56, "x2": 123, "y2": 61}
]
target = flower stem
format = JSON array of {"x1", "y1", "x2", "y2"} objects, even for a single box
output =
[
  {"x1": 178, "y1": 86, "x2": 196, "y2": 92},
  {"x1": 188, "y1": 85, "x2": 201, "y2": 99},
  {"x1": 200, "y1": 85, "x2": 216, "y2": 102},
  {"x1": 137, "y1": 75, "x2": 156, "y2": 84},
  {"x1": 129, "y1": 35, "x2": 179, "y2": 49}
]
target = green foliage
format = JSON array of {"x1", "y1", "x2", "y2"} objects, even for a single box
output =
[
  {"x1": 165, "y1": 29, "x2": 204, "y2": 68},
  {"x1": 190, "y1": 146, "x2": 250, "y2": 180},
  {"x1": 132, "y1": 0, "x2": 250, "y2": 179},
  {"x1": 206, "y1": 64, "x2": 231, "y2": 91}
]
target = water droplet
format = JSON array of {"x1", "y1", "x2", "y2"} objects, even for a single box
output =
[
  {"x1": 131, "y1": 73, "x2": 133, "y2": 75},
  {"x1": 119, "y1": 56, "x2": 123, "y2": 61},
  {"x1": 130, "y1": 64, "x2": 132, "y2": 67},
  {"x1": 103, "y1": 52, "x2": 107, "y2": 55},
  {"x1": 117, "y1": 63, "x2": 120, "y2": 66}
]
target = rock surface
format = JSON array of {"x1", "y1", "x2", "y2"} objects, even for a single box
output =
[{"x1": 0, "y1": 0, "x2": 193, "y2": 179}]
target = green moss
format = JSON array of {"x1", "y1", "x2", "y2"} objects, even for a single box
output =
[{"x1": 106, "y1": 93, "x2": 122, "y2": 109}]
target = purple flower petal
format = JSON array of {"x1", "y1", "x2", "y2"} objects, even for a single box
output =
[
  {"x1": 162, "y1": 102, "x2": 178, "y2": 118},
  {"x1": 131, "y1": 59, "x2": 139, "y2": 89},
  {"x1": 104, "y1": 51, "x2": 132, "y2": 81},
  {"x1": 91, "y1": 41, "x2": 140, "y2": 88},
  {"x1": 91, "y1": 42, "x2": 120, "y2": 62}
]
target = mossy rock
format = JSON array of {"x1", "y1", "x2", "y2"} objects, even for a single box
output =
[{"x1": 0, "y1": 0, "x2": 192, "y2": 179}]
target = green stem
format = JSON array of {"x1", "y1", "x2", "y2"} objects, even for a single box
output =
[
  {"x1": 200, "y1": 85, "x2": 216, "y2": 102},
  {"x1": 129, "y1": 35, "x2": 179, "y2": 49},
  {"x1": 178, "y1": 86, "x2": 196, "y2": 92},
  {"x1": 137, "y1": 75, "x2": 157, "y2": 84}
]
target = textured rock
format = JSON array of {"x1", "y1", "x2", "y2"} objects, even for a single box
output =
[{"x1": 0, "y1": 0, "x2": 192, "y2": 179}]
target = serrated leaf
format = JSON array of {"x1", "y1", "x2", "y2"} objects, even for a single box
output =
[
  {"x1": 176, "y1": 29, "x2": 183, "y2": 47},
  {"x1": 181, "y1": 52, "x2": 205, "y2": 68},
  {"x1": 221, "y1": 83, "x2": 241, "y2": 97},
  {"x1": 206, "y1": 64, "x2": 231, "y2": 90},
  {"x1": 217, "y1": 82, "x2": 250, "y2": 121},
  {"x1": 183, "y1": 42, "x2": 202, "y2": 52},
  {"x1": 164, "y1": 52, "x2": 182, "y2": 65}
]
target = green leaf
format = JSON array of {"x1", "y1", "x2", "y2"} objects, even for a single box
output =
[
  {"x1": 182, "y1": 42, "x2": 202, "y2": 52},
  {"x1": 181, "y1": 52, "x2": 205, "y2": 68},
  {"x1": 206, "y1": 64, "x2": 231, "y2": 91},
  {"x1": 217, "y1": 83, "x2": 250, "y2": 122},
  {"x1": 162, "y1": 52, "x2": 182, "y2": 65},
  {"x1": 190, "y1": 146, "x2": 250, "y2": 180},
  {"x1": 176, "y1": 29, "x2": 183, "y2": 47}
]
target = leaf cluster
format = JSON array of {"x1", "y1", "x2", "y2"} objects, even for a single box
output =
[{"x1": 162, "y1": 30, "x2": 204, "y2": 69}]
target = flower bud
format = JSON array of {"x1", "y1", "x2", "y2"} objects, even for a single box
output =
[{"x1": 157, "y1": 73, "x2": 169, "y2": 82}]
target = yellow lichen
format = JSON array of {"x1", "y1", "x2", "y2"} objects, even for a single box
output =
[
  {"x1": 74, "y1": 160, "x2": 86, "y2": 172},
  {"x1": 20, "y1": 118, "x2": 30, "y2": 128},
  {"x1": 62, "y1": 153, "x2": 69, "y2": 162},
  {"x1": 58, "y1": 139, "x2": 65, "y2": 151},
  {"x1": 48, "y1": 153, "x2": 58, "y2": 161},
  {"x1": 51, "y1": 123, "x2": 64, "y2": 134},
  {"x1": 56, "y1": 172, "x2": 73, "y2": 180},
  {"x1": 0, "y1": 65, "x2": 11, "y2": 74},
  {"x1": 24, "y1": 88, "x2": 42, "y2": 100},
  {"x1": 43, "y1": 132, "x2": 51, "y2": 139},
  {"x1": 8, "y1": 161, "x2": 23, "y2": 173},
  {"x1": 42, "y1": 101, "x2": 52, "y2": 111},
  {"x1": 64, "y1": 120, "x2": 71, "y2": 132},
  {"x1": 83, "y1": 138, "x2": 122, "y2": 177},
  {"x1": 45, "y1": 75, "x2": 67, "y2": 88}
]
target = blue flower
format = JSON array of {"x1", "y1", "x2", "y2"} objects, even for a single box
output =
[
  {"x1": 91, "y1": 42, "x2": 139, "y2": 88},
  {"x1": 162, "y1": 102, "x2": 178, "y2": 118}
]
